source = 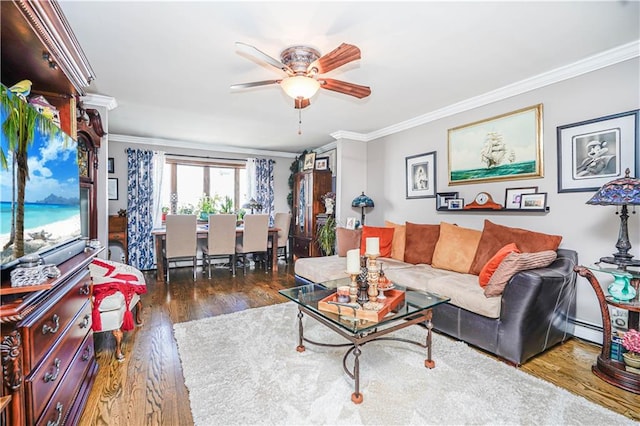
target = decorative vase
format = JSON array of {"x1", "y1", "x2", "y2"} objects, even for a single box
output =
[{"x1": 623, "y1": 352, "x2": 640, "y2": 369}]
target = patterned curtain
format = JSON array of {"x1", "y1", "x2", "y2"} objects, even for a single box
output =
[
  {"x1": 126, "y1": 148, "x2": 155, "y2": 270},
  {"x1": 247, "y1": 158, "x2": 275, "y2": 224}
]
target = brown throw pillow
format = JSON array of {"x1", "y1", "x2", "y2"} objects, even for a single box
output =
[
  {"x1": 385, "y1": 220, "x2": 406, "y2": 261},
  {"x1": 469, "y1": 220, "x2": 562, "y2": 275},
  {"x1": 404, "y1": 222, "x2": 440, "y2": 264},
  {"x1": 336, "y1": 227, "x2": 362, "y2": 257},
  {"x1": 484, "y1": 250, "x2": 558, "y2": 297},
  {"x1": 431, "y1": 222, "x2": 482, "y2": 273}
]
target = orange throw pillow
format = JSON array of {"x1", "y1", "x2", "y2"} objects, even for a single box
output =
[
  {"x1": 385, "y1": 220, "x2": 406, "y2": 261},
  {"x1": 360, "y1": 225, "x2": 395, "y2": 258},
  {"x1": 478, "y1": 243, "x2": 520, "y2": 287}
]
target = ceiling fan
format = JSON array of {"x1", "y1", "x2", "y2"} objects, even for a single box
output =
[{"x1": 231, "y1": 42, "x2": 371, "y2": 109}]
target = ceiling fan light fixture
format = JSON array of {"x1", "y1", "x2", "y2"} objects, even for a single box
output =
[{"x1": 281, "y1": 75, "x2": 320, "y2": 100}]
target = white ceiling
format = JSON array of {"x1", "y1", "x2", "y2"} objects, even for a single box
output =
[{"x1": 58, "y1": 1, "x2": 640, "y2": 155}]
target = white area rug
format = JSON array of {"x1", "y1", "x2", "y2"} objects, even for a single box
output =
[{"x1": 173, "y1": 302, "x2": 632, "y2": 425}]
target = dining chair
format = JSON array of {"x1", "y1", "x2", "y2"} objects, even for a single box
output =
[
  {"x1": 163, "y1": 214, "x2": 198, "y2": 282},
  {"x1": 202, "y1": 214, "x2": 238, "y2": 278},
  {"x1": 268, "y1": 212, "x2": 291, "y2": 265},
  {"x1": 236, "y1": 214, "x2": 269, "y2": 274}
]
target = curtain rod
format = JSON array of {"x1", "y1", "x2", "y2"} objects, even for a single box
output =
[{"x1": 162, "y1": 153, "x2": 248, "y2": 162}]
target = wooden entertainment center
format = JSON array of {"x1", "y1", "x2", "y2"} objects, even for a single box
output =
[{"x1": 1, "y1": 1, "x2": 101, "y2": 424}]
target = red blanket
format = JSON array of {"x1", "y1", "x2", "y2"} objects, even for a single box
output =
[{"x1": 89, "y1": 259, "x2": 147, "y2": 332}]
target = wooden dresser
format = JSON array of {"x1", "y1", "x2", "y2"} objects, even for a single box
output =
[
  {"x1": 0, "y1": 247, "x2": 102, "y2": 425},
  {"x1": 108, "y1": 215, "x2": 128, "y2": 263}
]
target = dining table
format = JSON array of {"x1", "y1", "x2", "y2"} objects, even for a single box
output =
[{"x1": 151, "y1": 225, "x2": 281, "y2": 282}]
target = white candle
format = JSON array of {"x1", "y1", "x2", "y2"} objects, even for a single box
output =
[
  {"x1": 366, "y1": 237, "x2": 380, "y2": 255},
  {"x1": 346, "y1": 248, "x2": 360, "y2": 274}
]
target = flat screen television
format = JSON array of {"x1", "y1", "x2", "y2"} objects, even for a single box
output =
[{"x1": 1, "y1": 86, "x2": 82, "y2": 271}]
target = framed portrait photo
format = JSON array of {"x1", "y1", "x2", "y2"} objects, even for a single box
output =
[
  {"x1": 303, "y1": 152, "x2": 316, "y2": 171},
  {"x1": 448, "y1": 104, "x2": 543, "y2": 185},
  {"x1": 345, "y1": 217, "x2": 357, "y2": 230},
  {"x1": 557, "y1": 109, "x2": 639, "y2": 192},
  {"x1": 406, "y1": 151, "x2": 437, "y2": 199},
  {"x1": 520, "y1": 192, "x2": 547, "y2": 210},
  {"x1": 504, "y1": 186, "x2": 538, "y2": 209},
  {"x1": 108, "y1": 178, "x2": 118, "y2": 200},
  {"x1": 315, "y1": 156, "x2": 329, "y2": 171}
]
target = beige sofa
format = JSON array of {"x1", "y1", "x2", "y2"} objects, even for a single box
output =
[{"x1": 294, "y1": 220, "x2": 578, "y2": 365}]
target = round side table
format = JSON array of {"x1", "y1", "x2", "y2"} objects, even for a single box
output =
[{"x1": 575, "y1": 265, "x2": 640, "y2": 394}]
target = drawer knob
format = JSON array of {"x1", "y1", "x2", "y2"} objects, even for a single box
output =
[
  {"x1": 46, "y1": 402, "x2": 63, "y2": 426},
  {"x1": 42, "y1": 314, "x2": 60, "y2": 335},
  {"x1": 79, "y1": 314, "x2": 90, "y2": 329},
  {"x1": 43, "y1": 358, "x2": 61, "y2": 383},
  {"x1": 79, "y1": 284, "x2": 90, "y2": 295},
  {"x1": 82, "y1": 345, "x2": 92, "y2": 361}
]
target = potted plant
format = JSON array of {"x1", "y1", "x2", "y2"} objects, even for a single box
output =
[
  {"x1": 197, "y1": 194, "x2": 218, "y2": 220},
  {"x1": 622, "y1": 328, "x2": 640, "y2": 369},
  {"x1": 161, "y1": 206, "x2": 169, "y2": 221},
  {"x1": 316, "y1": 215, "x2": 336, "y2": 256}
]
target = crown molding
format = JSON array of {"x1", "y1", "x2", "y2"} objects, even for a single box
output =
[
  {"x1": 108, "y1": 133, "x2": 298, "y2": 158},
  {"x1": 81, "y1": 93, "x2": 117, "y2": 110},
  {"x1": 316, "y1": 141, "x2": 337, "y2": 153},
  {"x1": 332, "y1": 40, "x2": 640, "y2": 142}
]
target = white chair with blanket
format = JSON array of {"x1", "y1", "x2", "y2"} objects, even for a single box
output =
[{"x1": 89, "y1": 258, "x2": 147, "y2": 361}]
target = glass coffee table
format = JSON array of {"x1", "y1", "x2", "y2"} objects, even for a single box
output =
[{"x1": 279, "y1": 277, "x2": 450, "y2": 404}]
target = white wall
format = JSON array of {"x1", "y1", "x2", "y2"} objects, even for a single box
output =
[{"x1": 364, "y1": 58, "x2": 640, "y2": 340}]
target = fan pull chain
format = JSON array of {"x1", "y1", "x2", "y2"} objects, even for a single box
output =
[{"x1": 298, "y1": 108, "x2": 302, "y2": 135}]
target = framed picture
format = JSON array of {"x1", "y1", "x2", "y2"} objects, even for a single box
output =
[
  {"x1": 520, "y1": 192, "x2": 547, "y2": 210},
  {"x1": 315, "y1": 156, "x2": 329, "y2": 171},
  {"x1": 504, "y1": 186, "x2": 538, "y2": 209},
  {"x1": 107, "y1": 157, "x2": 115, "y2": 174},
  {"x1": 557, "y1": 109, "x2": 639, "y2": 193},
  {"x1": 448, "y1": 198, "x2": 464, "y2": 210},
  {"x1": 436, "y1": 192, "x2": 458, "y2": 210},
  {"x1": 108, "y1": 178, "x2": 118, "y2": 200},
  {"x1": 303, "y1": 152, "x2": 316, "y2": 171},
  {"x1": 345, "y1": 217, "x2": 357, "y2": 230},
  {"x1": 448, "y1": 104, "x2": 543, "y2": 185},
  {"x1": 405, "y1": 151, "x2": 437, "y2": 199}
]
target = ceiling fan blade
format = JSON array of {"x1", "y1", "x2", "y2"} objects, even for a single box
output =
[
  {"x1": 319, "y1": 78, "x2": 371, "y2": 99},
  {"x1": 230, "y1": 80, "x2": 281, "y2": 90},
  {"x1": 295, "y1": 98, "x2": 311, "y2": 109},
  {"x1": 235, "y1": 42, "x2": 293, "y2": 74},
  {"x1": 310, "y1": 43, "x2": 361, "y2": 74}
]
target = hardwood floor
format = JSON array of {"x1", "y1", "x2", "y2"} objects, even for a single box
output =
[{"x1": 79, "y1": 262, "x2": 640, "y2": 425}]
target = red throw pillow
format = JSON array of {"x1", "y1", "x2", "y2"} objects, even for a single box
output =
[
  {"x1": 478, "y1": 243, "x2": 520, "y2": 287},
  {"x1": 359, "y1": 225, "x2": 395, "y2": 258}
]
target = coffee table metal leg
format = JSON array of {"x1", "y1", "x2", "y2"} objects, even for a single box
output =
[
  {"x1": 424, "y1": 309, "x2": 435, "y2": 368},
  {"x1": 296, "y1": 309, "x2": 306, "y2": 352},
  {"x1": 351, "y1": 343, "x2": 363, "y2": 404}
]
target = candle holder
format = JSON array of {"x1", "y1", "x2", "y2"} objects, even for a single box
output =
[
  {"x1": 348, "y1": 272, "x2": 359, "y2": 304},
  {"x1": 366, "y1": 253, "x2": 379, "y2": 303}
]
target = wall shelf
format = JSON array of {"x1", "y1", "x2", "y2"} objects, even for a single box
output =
[{"x1": 436, "y1": 207, "x2": 550, "y2": 213}]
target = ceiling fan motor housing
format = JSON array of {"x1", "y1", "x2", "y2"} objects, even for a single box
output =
[{"x1": 280, "y1": 46, "x2": 320, "y2": 75}]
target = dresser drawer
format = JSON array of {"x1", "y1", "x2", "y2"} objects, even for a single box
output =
[
  {"x1": 26, "y1": 301, "x2": 92, "y2": 422},
  {"x1": 20, "y1": 270, "x2": 91, "y2": 375},
  {"x1": 35, "y1": 333, "x2": 95, "y2": 426}
]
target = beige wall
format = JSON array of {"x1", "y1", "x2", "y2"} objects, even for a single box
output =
[{"x1": 363, "y1": 58, "x2": 639, "y2": 340}]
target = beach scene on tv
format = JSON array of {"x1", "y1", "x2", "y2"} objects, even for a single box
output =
[{"x1": 0, "y1": 101, "x2": 82, "y2": 267}]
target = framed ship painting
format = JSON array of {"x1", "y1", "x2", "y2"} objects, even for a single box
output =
[{"x1": 447, "y1": 104, "x2": 543, "y2": 185}]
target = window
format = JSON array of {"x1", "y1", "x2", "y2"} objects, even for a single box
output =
[{"x1": 161, "y1": 157, "x2": 247, "y2": 215}]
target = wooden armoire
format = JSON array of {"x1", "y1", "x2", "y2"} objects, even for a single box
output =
[{"x1": 291, "y1": 169, "x2": 332, "y2": 259}]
